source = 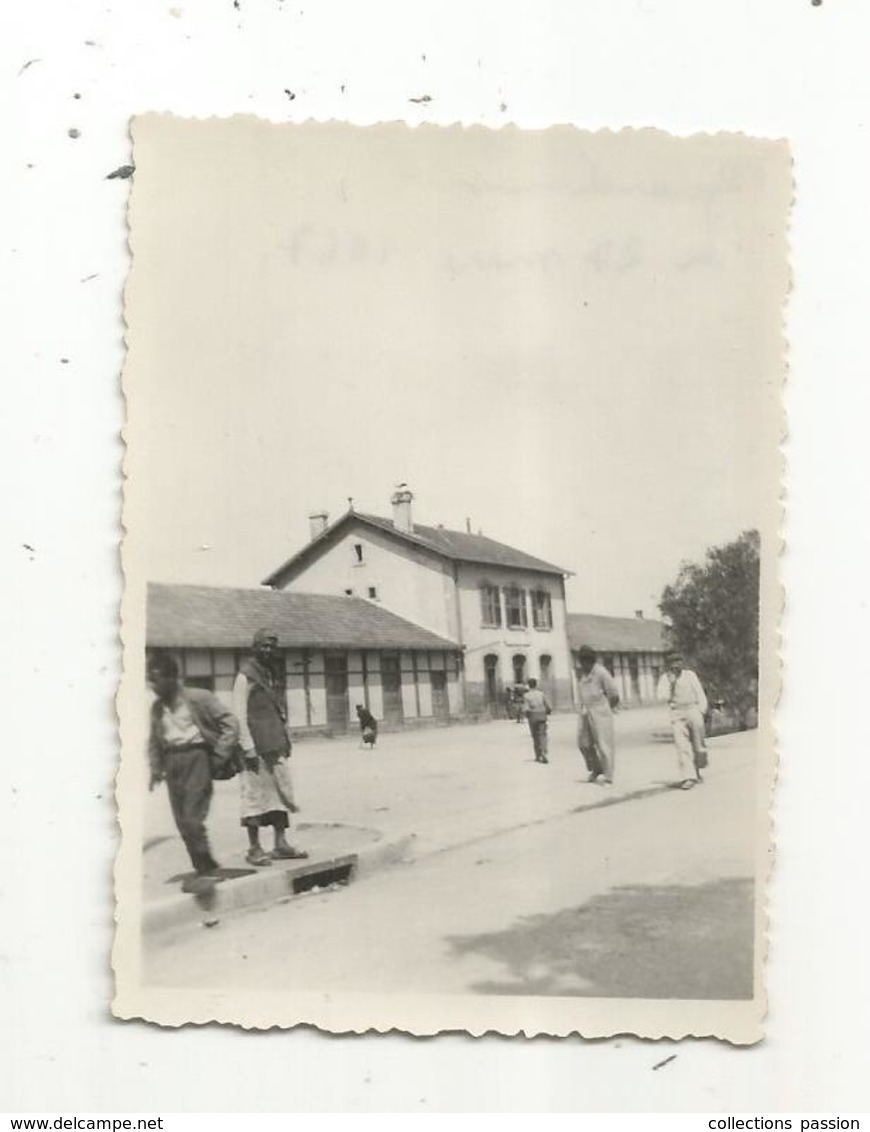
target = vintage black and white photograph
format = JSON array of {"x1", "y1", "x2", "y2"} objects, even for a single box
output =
[{"x1": 115, "y1": 118, "x2": 789, "y2": 1040}]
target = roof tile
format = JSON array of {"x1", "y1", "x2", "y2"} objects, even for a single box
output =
[
  {"x1": 567, "y1": 612, "x2": 666, "y2": 653},
  {"x1": 147, "y1": 583, "x2": 460, "y2": 651}
]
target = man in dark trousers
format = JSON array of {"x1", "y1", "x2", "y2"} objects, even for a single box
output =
[
  {"x1": 233, "y1": 628, "x2": 308, "y2": 866},
  {"x1": 522, "y1": 677, "x2": 553, "y2": 764},
  {"x1": 147, "y1": 650, "x2": 240, "y2": 887}
]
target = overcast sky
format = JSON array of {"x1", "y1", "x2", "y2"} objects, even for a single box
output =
[{"x1": 129, "y1": 119, "x2": 789, "y2": 616}]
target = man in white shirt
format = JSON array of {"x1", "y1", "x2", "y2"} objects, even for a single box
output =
[
  {"x1": 522, "y1": 678, "x2": 553, "y2": 764},
  {"x1": 656, "y1": 651, "x2": 709, "y2": 789},
  {"x1": 147, "y1": 650, "x2": 240, "y2": 885}
]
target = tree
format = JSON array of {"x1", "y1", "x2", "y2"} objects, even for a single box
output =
[{"x1": 658, "y1": 530, "x2": 760, "y2": 728}]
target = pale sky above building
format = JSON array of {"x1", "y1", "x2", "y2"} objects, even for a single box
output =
[{"x1": 129, "y1": 119, "x2": 789, "y2": 616}]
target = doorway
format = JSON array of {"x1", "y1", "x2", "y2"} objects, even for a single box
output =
[
  {"x1": 324, "y1": 652, "x2": 349, "y2": 732},
  {"x1": 539, "y1": 654, "x2": 555, "y2": 703},
  {"x1": 381, "y1": 652, "x2": 404, "y2": 724},
  {"x1": 628, "y1": 655, "x2": 641, "y2": 703},
  {"x1": 430, "y1": 669, "x2": 449, "y2": 720},
  {"x1": 483, "y1": 653, "x2": 500, "y2": 714}
]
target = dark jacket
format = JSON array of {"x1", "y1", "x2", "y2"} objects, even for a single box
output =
[
  {"x1": 239, "y1": 657, "x2": 291, "y2": 757},
  {"x1": 357, "y1": 707, "x2": 378, "y2": 733},
  {"x1": 148, "y1": 687, "x2": 240, "y2": 778}
]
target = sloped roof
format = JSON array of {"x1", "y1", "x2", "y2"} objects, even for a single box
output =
[
  {"x1": 147, "y1": 583, "x2": 460, "y2": 651},
  {"x1": 567, "y1": 612, "x2": 667, "y2": 654},
  {"x1": 262, "y1": 509, "x2": 569, "y2": 586}
]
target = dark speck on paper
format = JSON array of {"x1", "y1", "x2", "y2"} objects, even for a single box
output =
[
  {"x1": 19, "y1": 59, "x2": 41, "y2": 75},
  {"x1": 409, "y1": 94, "x2": 431, "y2": 104},
  {"x1": 284, "y1": 89, "x2": 296, "y2": 100},
  {"x1": 68, "y1": 128, "x2": 81, "y2": 139},
  {"x1": 60, "y1": 358, "x2": 69, "y2": 365},
  {"x1": 106, "y1": 164, "x2": 135, "y2": 180},
  {"x1": 652, "y1": 1054, "x2": 677, "y2": 1071}
]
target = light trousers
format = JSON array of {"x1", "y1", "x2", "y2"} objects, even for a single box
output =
[{"x1": 671, "y1": 709, "x2": 707, "y2": 781}]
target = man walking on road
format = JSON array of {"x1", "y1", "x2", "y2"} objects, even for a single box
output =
[
  {"x1": 575, "y1": 645, "x2": 620, "y2": 785},
  {"x1": 522, "y1": 678, "x2": 552, "y2": 764},
  {"x1": 233, "y1": 628, "x2": 308, "y2": 866},
  {"x1": 656, "y1": 650, "x2": 709, "y2": 790},
  {"x1": 147, "y1": 650, "x2": 240, "y2": 888}
]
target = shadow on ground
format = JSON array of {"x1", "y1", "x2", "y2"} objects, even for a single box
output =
[{"x1": 447, "y1": 876, "x2": 754, "y2": 1000}]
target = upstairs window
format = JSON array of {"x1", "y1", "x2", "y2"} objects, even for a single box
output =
[
  {"x1": 531, "y1": 588, "x2": 553, "y2": 630},
  {"x1": 504, "y1": 585, "x2": 528, "y2": 629},
  {"x1": 353, "y1": 542, "x2": 364, "y2": 564},
  {"x1": 480, "y1": 583, "x2": 502, "y2": 627}
]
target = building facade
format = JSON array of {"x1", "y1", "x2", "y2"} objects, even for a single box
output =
[
  {"x1": 263, "y1": 489, "x2": 575, "y2": 716},
  {"x1": 567, "y1": 612, "x2": 667, "y2": 707},
  {"x1": 146, "y1": 582, "x2": 463, "y2": 735}
]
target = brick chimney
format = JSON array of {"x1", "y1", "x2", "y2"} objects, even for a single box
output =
[
  {"x1": 391, "y1": 485, "x2": 414, "y2": 533},
  {"x1": 308, "y1": 511, "x2": 329, "y2": 540}
]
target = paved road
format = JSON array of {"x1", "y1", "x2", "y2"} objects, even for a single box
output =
[
  {"x1": 145, "y1": 706, "x2": 701, "y2": 878},
  {"x1": 145, "y1": 725, "x2": 758, "y2": 1001}
]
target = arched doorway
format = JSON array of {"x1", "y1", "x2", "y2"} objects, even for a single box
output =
[
  {"x1": 483, "y1": 653, "x2": 500, "y2": 715},
  {"x1": 539, "y1": 653, "x2": 555, "y2": 704},
  {"x1": 512, "y1": 653, "x2": 527, "y2": 685}
]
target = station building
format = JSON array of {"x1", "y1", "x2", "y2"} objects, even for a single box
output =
[{"x1": 262, "y1": 489, "x2": 575, "y2": 716}]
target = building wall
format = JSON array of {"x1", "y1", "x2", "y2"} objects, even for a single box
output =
[
  {"x1": 277, "y1": 521, "x2": 460, "y2": 641},
  {"x1": 456, "y1": 563, "x2": 573, "y2": 716},
  {"x1": 570, "y1": 648, "x2": 665, "y2": 707},
  {"x1": 155, "y1": 644, "x2": 462, "y2": 735}
]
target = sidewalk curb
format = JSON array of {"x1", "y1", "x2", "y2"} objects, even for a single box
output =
[{"x1": 144, "y1": 828, "x2": 415, "y2": 940}]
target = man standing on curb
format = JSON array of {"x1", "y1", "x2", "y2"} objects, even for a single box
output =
[
  {"x1": 147, "y1": 650, "x2": 240, "y2": 891},
  {"x1": 575, "y1": 645, "x2": 620, "y2": 785},
  {"x1": 522, "y1": 677, "x2": 553, "y2": 764},
  {"x1": 656, "y1": 650, "x2": 709, "y2": 790},
  {"x1": 233, "y1": 628, "x2": 309, "y2": 867}
]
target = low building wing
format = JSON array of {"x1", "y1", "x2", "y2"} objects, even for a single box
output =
[
  {"x1": 147, "y1": 582, "x2": 461, "y2": 652},
  {"x1": 567, "y1": 612, "x2": 667, "y2": 655}
]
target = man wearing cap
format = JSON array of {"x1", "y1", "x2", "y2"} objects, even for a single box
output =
[
  {"x1": 232, "y1": 629, "x2": 308, "y2": 866},
  {"x1": 575, "y1": 645, "x2": 621, "y2": 784},
  {"x1": 656, "y1": 651, "x2": 709, "y2": 790},
  {"x1": 147, "y1": 650, "x2": 239, "y2": 886}
]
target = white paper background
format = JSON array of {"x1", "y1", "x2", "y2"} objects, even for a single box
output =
[{"x1": 3, "y1": 0, "x2": 869, "y2": 1113}]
